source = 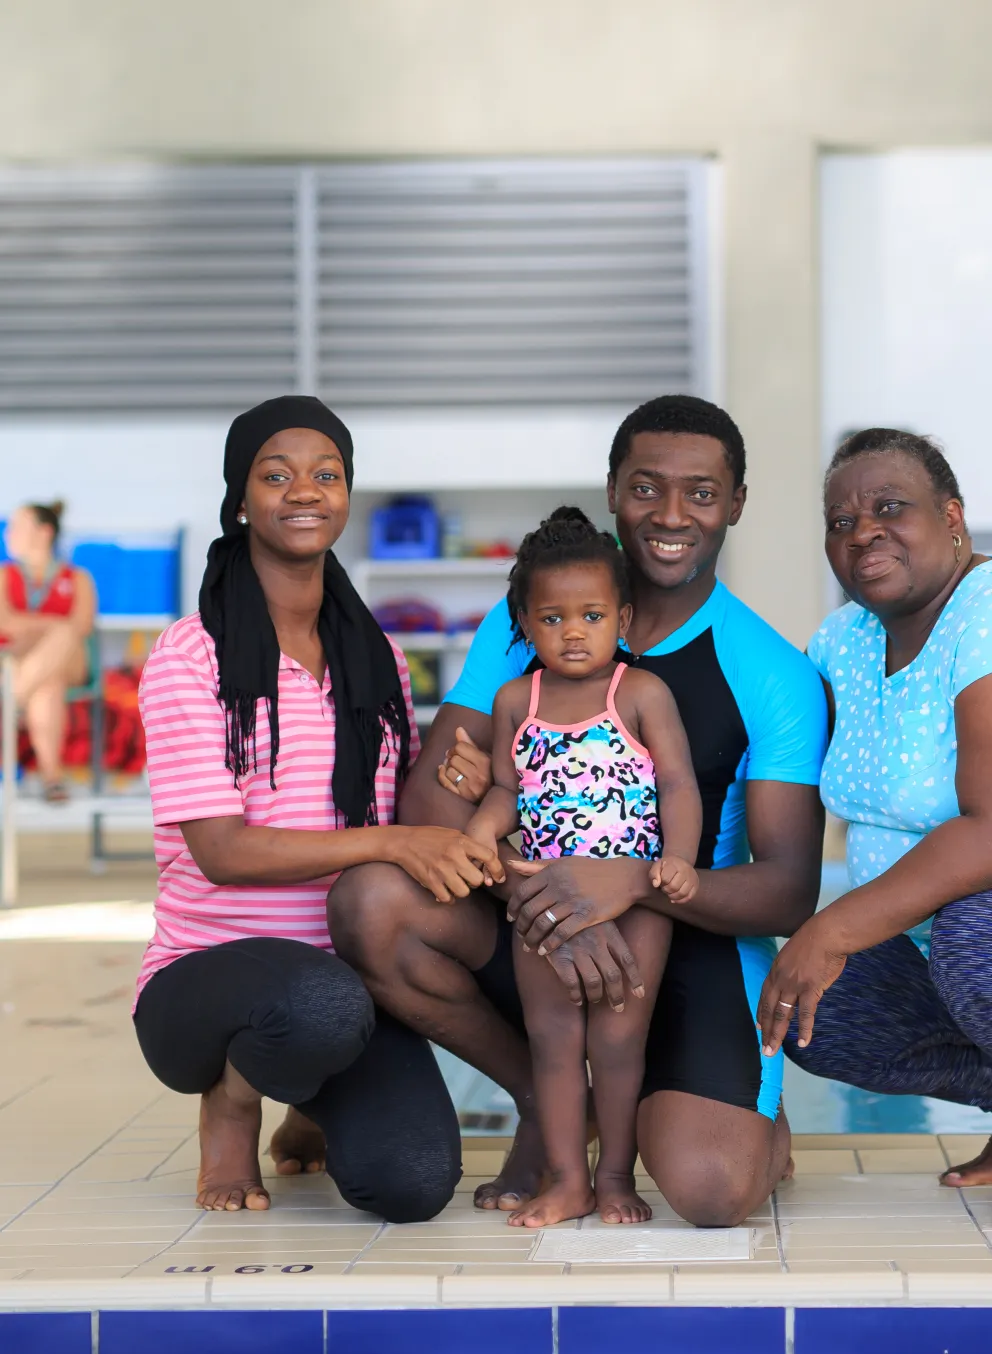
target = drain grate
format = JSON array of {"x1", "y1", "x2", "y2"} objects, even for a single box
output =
[{"x1": 529, "y1": 1226, "x2": 753, "y2": 1263}]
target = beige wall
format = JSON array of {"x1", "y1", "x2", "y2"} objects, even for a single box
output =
[{"x1": 3, "y1": 0, "x2": 992, "y2": 645}]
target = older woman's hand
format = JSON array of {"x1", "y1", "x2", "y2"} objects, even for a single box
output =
[
  {"x1": 436, "y1": 727, "x2": 493, "y2": 804},
  {"x1": 756, "y1": 915, "x2": 849, "y2": 1056}
]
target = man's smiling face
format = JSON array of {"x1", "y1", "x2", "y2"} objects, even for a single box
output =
[{"x1": 608, "y1": 431, "x2": 746, "y2": 590}]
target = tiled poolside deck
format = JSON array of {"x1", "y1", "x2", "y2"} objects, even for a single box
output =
[{"x1": 2, "y1": 908, "x2": 992, "y2": 1350}]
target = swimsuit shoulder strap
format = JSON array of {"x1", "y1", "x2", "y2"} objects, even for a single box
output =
[
  {"x1": 605, "y1": 662, "x2": 626, "y2": 720},
  {"x1": 527, "y1": 667, "x2": 543, "y2": 720}
]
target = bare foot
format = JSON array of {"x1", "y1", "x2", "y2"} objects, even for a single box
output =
[
  {"x1": 941, "y1": 1135, "x2": 992, "y2": 1187},
  {"x1": 196, "y1": 1073, "x2": 270, "y2": 1212},
  {"x1": 269, "y1": 1107, "x2": 325, "y2": 1176},
  {"x1": 594, "y1": 1168, "x2": 652, "y2": 1225},
  {"x1": 780, "y1": 1156, "x2": 795, "y2": 1182},
  {"x1": 474, "y1": 1112, "x2": 546, "y2": 1211},
  {"x1": 507, "y1": 1174, "x2": 595, "y2": 1228}
]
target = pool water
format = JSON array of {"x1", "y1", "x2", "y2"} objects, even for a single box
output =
[{"x1": 439, "y1": 863, "x2": 992, "y2": 1139}]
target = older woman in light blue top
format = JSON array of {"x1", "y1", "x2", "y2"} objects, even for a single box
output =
[{"x1": 758, "y1": 428, "x2": 992, "y2": 1187}]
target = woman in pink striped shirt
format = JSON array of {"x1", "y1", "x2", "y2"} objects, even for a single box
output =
[{"x1": 136, "y1": 396, "x2": 501, "y2": 1219}]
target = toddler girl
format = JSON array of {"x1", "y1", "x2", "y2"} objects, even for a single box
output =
[{"x1": 467, "y1": 507, "x2": 702, "y2": 1227}]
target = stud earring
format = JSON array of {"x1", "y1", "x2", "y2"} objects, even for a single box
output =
[
  {"x1": 237, "y1": 514, "x2": 248, "y2": 526},
  {"x1": 952, "y1": 533, "x2": 962, "y2": 563}
]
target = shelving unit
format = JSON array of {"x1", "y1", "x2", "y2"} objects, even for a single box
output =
[{"x1": 354, "y1": 557, "x2": 513, "y2": 727}]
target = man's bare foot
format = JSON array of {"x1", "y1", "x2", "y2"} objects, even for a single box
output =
[
  {"x1": 780, "y1": 1156, "x2": 795, "y2": 1183},
  {"x1": 196, "y1": 1069, "x2": 270, "y2": 1212},
  {"x1": 941, "y1": 1135, "x2": 992, "y2": 1187},
  {"x1": 507, "y1": 1174, "x2": 595, "y2": 1228},
  {"x1": 594, "y1": 1168, "x2": 652, "y2": 1225},
  {"x1": 269, "y1": 1107, "x2": 326, "y2": 1176},
  {"x1": 474, "y1": 1112, "x2": 546, "y2": 1211}
]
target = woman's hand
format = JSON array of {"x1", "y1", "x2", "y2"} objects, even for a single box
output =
[
  {"x1": 385, "y1": 825, "x2": 504, "y2": 903},
  {"x1": 437, "y1": 727, "x2": 493, "y2": 804},
  {"x1": 756, "y1": 916, "x2": 849, "y2": 1056}
]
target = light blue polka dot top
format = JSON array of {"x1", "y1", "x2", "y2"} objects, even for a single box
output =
[{"x1": 808, "y1": 560, "x2": 992, "y2": 954}]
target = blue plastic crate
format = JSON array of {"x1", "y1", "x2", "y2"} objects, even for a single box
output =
[
  {"x1": 369, "y1": 497, "x2": 440, "y2": 560},
  {"x1": 71, "y1": 535, "x2": 180, "y2": 617}
]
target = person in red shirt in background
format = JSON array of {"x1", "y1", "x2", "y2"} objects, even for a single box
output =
[{"x1": 0, "y1": 502, "x2": 96, "y2": 801}]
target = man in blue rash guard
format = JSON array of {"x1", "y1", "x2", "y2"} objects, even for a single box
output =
[{"x1": 328, "y1": 396, "x2": 827, "y2": 1227}]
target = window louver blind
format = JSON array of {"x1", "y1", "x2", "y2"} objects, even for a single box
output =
[
  {"x1": 316, "y1": 159, "x2": 709, "y2": 406},
  {"x1": 0, "y1": 159, "x2": 710, "y2": 415},
  {"x1": 0, "y1": 167, "x2": 301, "y2": 413}
]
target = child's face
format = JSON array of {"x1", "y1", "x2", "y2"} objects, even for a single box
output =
[{"x1": 520, "y1": 561, "x2": 631, "y2": 679}]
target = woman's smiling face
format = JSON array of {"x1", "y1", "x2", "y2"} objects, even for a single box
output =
[
  {"x1": 824, "y1": 450, "x2": 965, "y2": 619},
  {"x1": 241, "y1": 427, "x2": 350, "y2": 560}
]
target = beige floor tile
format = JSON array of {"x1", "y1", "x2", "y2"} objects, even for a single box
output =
[
  {"x1": 902, "y1": 1259, "x2": 992, "y2": 1301},
  {"x1": 350, "y1": 1261, "x2": 459, "y2": 1275},
  {"x1": 375, "y1": 1248, "x2": 534, "y2": 1265},
  {"x1": 0, "y1": 1245, "x2": 165, "y2": 1267},
  {"x1": 442, "y1": 1269, "x2": 672, "y2": 1303},
  {"x1": 455, "y1": 1151, "x2": 507, "y2": 1176},
  {"x1": 785, "y1": 1243, "x2": 991, "y2": 1264},
  {"x1": 14, "y1": 1266, "x2": 138, "y2": 1280},
  {"x1": 781, "y1": 1213, "x2": 979, "y2": 1234},
  {"x1": 368, "y1": 1233, "x2": 533, "y2": 1251},
  {"x1": 789, "y1": 1150, "x2": 860, "y2": 1175},
  {"x1": 856, "y1": 1147, "x2": 947, "y2": 1173},
  {"x1": 460, "y1": 1263, "x2": 567, "y2": 1275},
  {"x1": 793, "y1": 1134, "x2": 939, "y2": 1150},
  {"x1": 676, "y1": 1262, "x2": 904, "y2": 1303},
  {"x1": 462, "y1": 1137, "x2": 515, "y2": 1153},
  {"x1": 210, "y1": 1271, "x2": 439, "y2": 1304},
  {"x1": 937, "y1": 1135, "x2": 989, "y2": 1159}
]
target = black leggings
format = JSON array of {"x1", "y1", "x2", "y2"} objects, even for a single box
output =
[{"x1": 133, "y1": 937, "x2": 461, "y2": 1223}]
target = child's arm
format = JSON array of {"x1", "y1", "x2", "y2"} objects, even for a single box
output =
[
  {"x1": 629, "y1": 671, "x2": 702, "y2": 904},
  {"x1": 465, "y1": 682, "x2": 524, "y2": 874}
]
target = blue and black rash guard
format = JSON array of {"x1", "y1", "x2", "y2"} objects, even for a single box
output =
[{"x1": 447, "y1": 580, "x2": 828, "y2": 1120}]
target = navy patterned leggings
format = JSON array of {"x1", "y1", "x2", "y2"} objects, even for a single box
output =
[{"x1": 785, "y1": 891, "x2": 992, "y2": 1113}]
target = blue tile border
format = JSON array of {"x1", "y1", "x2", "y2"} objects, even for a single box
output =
[
  {"x1": 795, "y1": 1307, "x2": 992, "y2": 1354},
  {"x1": 559, "y1": 1306, "x2": 785, "y2": 1353},
  {"x1": 6, "y1": 1304, "x2": 992, "y2": 1354},
  {"x1": 0, "y1": 1311, "x2": 92, "y2": 1354},
  {"x1": 99, "y1": 1308, "x2": 324, "y2": 1354},
  {"x1": 326, "y1": 1307, "x2": 552, "y2": 1354}
]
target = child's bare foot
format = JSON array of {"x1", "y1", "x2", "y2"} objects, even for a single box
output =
[
  {"x1": 196, "y1": 1070, "x2": 270, "y2": 1212},
  {"x1": 474, "y1": 1111, "x2": 546, "y2": 1211},
  {"x1": 594, "y1": 1169, "x2": 652, "y2": 1225},
  {"x1": 941, "y1": 1135, "x2": 992, "y2": 1187},
  {"x1": 269, "y1": 1107, "x2": 325, "y2": 1176},
  {"x1": 507, "y1": 1174, "x2": 595, "y2": 1228}
]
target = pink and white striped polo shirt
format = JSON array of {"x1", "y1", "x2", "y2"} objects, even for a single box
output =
[{"x1": 135, "y1": 612, "x2": 420, "y2": 1005}]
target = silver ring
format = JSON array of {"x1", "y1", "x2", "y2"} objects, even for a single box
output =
[
  {"x1": 453, "y1": 772, "x2": 465, "y2": 785},
  {"x1": 777, "y1": 1001, "x2": 795, "y2": 1010},
  {"x1": 544, "y1": 909, "x2": 558, "y2": 926}
]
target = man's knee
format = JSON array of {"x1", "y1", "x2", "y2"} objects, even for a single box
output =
[
  {"x1": 329, "y1": 863, "x2": 423, "y2": 976},
  {"x1": 646, "y1": 1150, "x2": 761, "y2": 1228}
]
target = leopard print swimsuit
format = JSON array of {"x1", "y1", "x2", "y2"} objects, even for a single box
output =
[{"x1": 513, "y1": 665, "x2": 660, "y2": 861}]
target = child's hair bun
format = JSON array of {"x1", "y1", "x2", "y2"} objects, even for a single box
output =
[{"x1": 507, "y1": 504, "x2": 630, "y2": 646}]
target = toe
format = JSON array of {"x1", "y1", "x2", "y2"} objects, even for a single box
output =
[
  {"x1": 275, "y1": 1158, "x2": 302, "y2": 1176},
  {"x1": 245, "y1": 1188, "x2": 270, "y2": 1211},
  {"x1": 305, "y1": 1160, "x2": 323, "y2": 1174},
  {"x1": 497, "y1": 1191, "x2": 525, "y2": 1211},
  {"x1": 225, "y1": 1190, "x2": 246, "y2": 1211}
]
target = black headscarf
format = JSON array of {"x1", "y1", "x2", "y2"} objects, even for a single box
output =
[{"x1": 198, "y1": 395, "x2": 411, "y2": 827}]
